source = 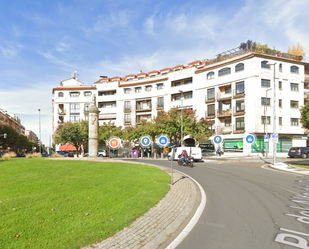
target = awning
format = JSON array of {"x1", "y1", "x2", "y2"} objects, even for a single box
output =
[{"x1": 59, "y1": 143, "x2": 79, "y2": 151}]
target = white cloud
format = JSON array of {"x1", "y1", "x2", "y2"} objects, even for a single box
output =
[{"x1": 55, "y1": 42, "x2": 71, "y2": 53}]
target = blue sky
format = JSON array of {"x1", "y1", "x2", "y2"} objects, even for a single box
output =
[{"x1": 0, "y1": 0, "x2": 308, "y2": 146}]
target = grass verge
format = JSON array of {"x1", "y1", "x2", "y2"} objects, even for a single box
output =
[{"x1": 0, "y1": 158, "x2": 170, "y2": 249}]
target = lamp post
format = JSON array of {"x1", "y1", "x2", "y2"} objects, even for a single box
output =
[
  {"x1": 264, "y1": 88, "x2": 272, "y2": 158},
  {"x1": 38, "y1": 109, "x2": 41, "y2": 154},
  {"x1": 266, "y1": 62, "x2": 277, "y2": 166},
  {"x1": 179, "y1": 90, "x2": 183, "y2": 147}
]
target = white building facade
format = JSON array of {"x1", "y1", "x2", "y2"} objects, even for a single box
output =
[
  {"x1": 52, "y1": 73, "x2": 96, "y2": 151},
  {"x1": 52, "y1": 49, "x2": 309, "y2": 156},
  {"x1": 93, "y1": 50, "x2": 309, "y2": 156}
]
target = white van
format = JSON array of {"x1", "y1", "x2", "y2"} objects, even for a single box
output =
[{"x1": 168, "y1": 147, "x2": 202, "y2": 162}]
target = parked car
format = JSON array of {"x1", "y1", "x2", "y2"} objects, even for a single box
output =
[
  {"x1": 56, "y1": 151, "x2": 68, "y2": 157},
  {"x1": 98, "y1": 149, "x2": 108, "y2": 157},
  {"x1": 288, "y1": 147, "x2": 309, "y2": 158}
]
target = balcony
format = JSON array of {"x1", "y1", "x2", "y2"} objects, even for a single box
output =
[
  {"x1": 205, "y1": 111, "x2": 216, "y2": 119},
  {"x1": 217, "y1": 109, "x2": 232, "y2": 118},
  {"x1": 205, "y1": 96, "x2": 215, "y2": 103},
  {"x1": 136, "y1": 105, "x2": 152, "y2": 112},
  {"x1": 124, "y1": 107, "x2": 131, "y2": 113},
  {"x1": 233, "y1": 107, "x2": 245, "y2": 116},
  {"x1": 217, "y1": 92, "x2": 232, "y2": 101},
  {"x1": 58, "y1": 108, "x2": 66, "y2": 115},
  {"x1": 217, "y1": 125, "x2": 233, "y2": 135},
  {"x1": 233, "y1": 89, "x2": 245, "y2": 99},
  {"x1": 156, "y1": 105, "x2": 164, "y2": 110}
]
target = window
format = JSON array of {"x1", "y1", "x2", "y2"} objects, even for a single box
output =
[
  {"x1": 207, "y1": 72, "x2": 215, "y2": 80},
  {"x1": 261, "y1": 79, "x2": 270, "y2": 87},
  {"x1": 291, "y1": 83, "x2": 299, "y2": 91},
  {"x1": 58, "y1": 92, "x2": 64, "y2": 97},
  {"x1": 84, "y1": 91, "x2": 91, "y2": 97},
  {"x1": 173, "y1": 81, "x2": 181, "y2": 87},
  {"x1": 236, "y1": 100, "x2": 245, "y2": 112},
  {"x1": 279, "y1": 81, "x2": 282, "y2": 90},
  {"x1": 124, "y1": 88, "x2": 131, "y2": 94},
  {"x1": 124, "y1": 101, "x2": 131, "y2": 111},
  {"x1": 184, "y1": 79, "x2": 192, "y2": 84},
  {"x1": 218, "y1": 67, "x2": 231, "y2": 76},
  {"x1": 236, "y1": 118, "x2": 245, "y2": 130},
  {"x1": 279, "y1": 63, "x2": 282, "y2": 72},
  {"x1": 279, "y1": 117, "x2": 282, "y2": 125},
  {"x1": 70, "y1": 114, "x2": 80, "y2": 122},
  {"x1": 70, "y1": 103, "x2": 80, "y2": 113},
  {"x1": 157, "y1": 97, "x2": 164, "y2": 107},
  {"x1": 124, "y1": 114, "x2": 131, "y2": 123},
  {"x1": 207, "y1": 104, "x2": 215, "y2": 116},
  {"x1": 291, "y1": 118, "x2": 299, "y2": 126},
  {"x1": 174, "y1": 95, "x2": 181, "y2": 101},
  {"x1": 261, "y1": 97, "x2": 270, "y2": 106},
  {"x1": 261, "y1": 60, "x2": 270, "y2": 69},
  {"x1": 261, "y1": 116, "x2": 271, "y2": 124},
  {"x1": 207, "y1": 88, "x2": 215, "y2": 100},
  {"x1": 225, "y1": 119, "x2": 232, "y2": 127},
  {"x1": 291, "y1": 66, "x2": 299, "y2": 73},
  {"x1": 184, "y1": 93, "x2": 192, "y2": 99},
  {"x1": 145, "y1": 85, "x2": 152, "y2": 92},
  {"x1": 236, "y1": 81, "x2": 245, "y2": 94},
  {"x1": 290, "y1": 100, "x2": 299, "y2": 108},
  {"x1": 70, "y1": 92, "x2": 79, "y2": 97},
  {"x1": 157, "y1": 83, "x2": 164, "y2": 90},
  {"x1": 135, "y1": 87, "x2": 142, "y2": 93},
  {"x1": 279, "y1": 99, "x2": 282, "y2": 108},
  {"x1": 225, "y1": 86, "x2": 231, "y2": 94},
  {"x1": 235, "y1": 63, "x2": 244, "y2": 72}
]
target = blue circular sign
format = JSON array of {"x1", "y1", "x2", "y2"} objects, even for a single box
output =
[
  {"x1": 245, "y1": 134, "x2": 255, "y2": 144},
  {"x1": 140, "y1": 135, "x2": 152, "y2": 148},
  {"x1": 158, "y1": 136, "x2": 168, "y2": 146},
  {"x1": 213, "y1": 135, "x2": 223, "y2": 144}
]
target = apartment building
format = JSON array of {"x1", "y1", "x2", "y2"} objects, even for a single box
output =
[
  {"x1": 0, "y1": 109, "x2": 25, "y2": 135},
  {"x1": 52, "y1": 72, "x2": 96, "y2": 151},
  {"x1": 92, "y1": 48, "x2": 309, "y2": 156}
]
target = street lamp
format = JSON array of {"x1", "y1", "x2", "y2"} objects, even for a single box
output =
[
  {"x1": 266, "y1": 62, "x2": 277, "y2": 166},
  {"x1": 38, "y1": 109, "x2": 41, "y2": 153},
  {"x1": 179, "y1": 90, "x2": 183, "y2": 147},
  {"x1": 264, "y1": 88, "x2": 272, "y2": 158}
]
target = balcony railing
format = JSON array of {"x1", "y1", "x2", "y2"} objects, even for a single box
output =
[
  {"x1": 217, "y1": 125, "x2": 233, "y2": 134},
  {"x1": 58, "y1": 108, "x2": 66, "y2": 115},
  {"x1": 217, "y1": 92, "x2": 232, "y2": 101},
  {"x1": 205, "y1": 96, "x2": 215, "y2": 103},
  {"x1": 136, "y1": 105, "x2": 152, "y2": 112},
  {"x1": 217, "y1": 109, "x2": 232, "y2": 117},
  {"x1": 233, "y1": 89, "x2": 245, "y2": 98},
  {"x1": 233, "y1": 107, "x2": 245, "y2": 116}
]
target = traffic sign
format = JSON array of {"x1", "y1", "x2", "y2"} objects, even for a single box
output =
[
  {"x1": 271, "y1": 133, "x2": 278, "y2": 143},
  {"x1": 213, "y1": 135, "x2": 223, "y2": 144},
  {"x1": 157, "y1": 135, "x2": 169, "y2": 147},
  {"x1": 264, "y1": 134, "x2": 269, "y2": 141},
  {"x1": 245, "y1": 134, "x2": 255, "y2": 144},
  {"x1": 140, "y1": 135, "x2": 152, "y2": 148}
]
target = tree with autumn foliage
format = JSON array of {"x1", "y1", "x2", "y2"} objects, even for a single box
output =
[{"x1": 288, "y1": 43, "x2": 305, "y2": 60}]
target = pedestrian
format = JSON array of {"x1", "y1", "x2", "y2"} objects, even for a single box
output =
[{"x1": 216, "y1": 147, "x2": 222, "y2": 157}]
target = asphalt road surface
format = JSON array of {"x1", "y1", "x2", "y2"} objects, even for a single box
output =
[{"x1": 131, "y1": 158, "x2": 309, "y2": 249}]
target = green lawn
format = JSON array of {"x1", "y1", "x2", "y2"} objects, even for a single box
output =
[{"x1": 0, "y1": 158, "x2": 170, "y2": 249}]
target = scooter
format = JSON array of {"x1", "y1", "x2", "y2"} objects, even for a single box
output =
[{"x1": 177, "y1": 155, "x2": 194, "y2": 167}]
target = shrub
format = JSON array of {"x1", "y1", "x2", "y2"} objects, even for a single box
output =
[
  {"x1": 26, "y1": 153, "x2": 42, "y2": 158},
  {"x1": 51, "y1": 153, "x2": 62, "y2": 158},
  {"x1": 1, "y1": 152, "x2": 17, "y2": 160}
]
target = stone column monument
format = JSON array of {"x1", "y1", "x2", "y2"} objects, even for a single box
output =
[{"x1": 88, "y1": 94, "x2": 100, "y2": 157}]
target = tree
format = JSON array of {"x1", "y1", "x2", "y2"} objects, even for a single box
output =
[
  {"x1": 300, "y1": 100, "x2": 309, "y2": 129},
  {"x1": 54, "y1": 120, "x2": 88, "y2": 154},
  {"x1": 98, "y1": 121, "x2": 123, "y2": 147},
  {"x1": 288, "y1": 43, "x2": 305, "y2": 60}
]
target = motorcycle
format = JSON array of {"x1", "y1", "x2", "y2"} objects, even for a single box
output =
[{"x1": 177, "y1": 155, "x2": 194, "y2": 167}]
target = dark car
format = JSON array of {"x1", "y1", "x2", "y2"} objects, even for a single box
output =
[
  {"x1": 288, "y1": 147, "x2": 309, "y2": 158},
  {"x1": 56, "y1": 151, "x2": 68, "y2": 157}
]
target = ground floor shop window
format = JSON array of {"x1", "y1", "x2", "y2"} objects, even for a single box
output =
[
  {"x1": 252, "y1": 136, "x2": 291, "y2": 153},
  {"x1": 224, "y1": 139, "x2": 243, "y2": 152}
]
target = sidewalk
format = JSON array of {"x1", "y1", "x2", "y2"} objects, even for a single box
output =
[
  {"x1": 82, "y1": 167, "x2": 202, "y2": 249},
  {"x1": 269, "y1": 162, "x2": 309, "y2": 175}
]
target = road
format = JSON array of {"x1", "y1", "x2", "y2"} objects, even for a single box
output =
[{"x1": 130, "y1": 157, "x2": 309, "y2": 249}]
